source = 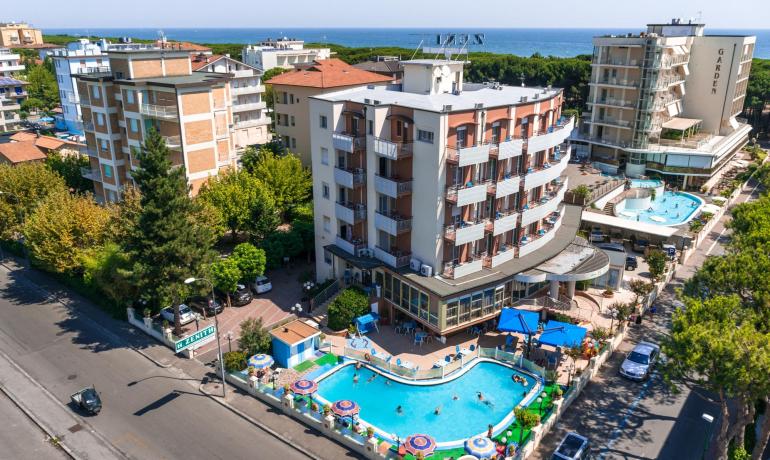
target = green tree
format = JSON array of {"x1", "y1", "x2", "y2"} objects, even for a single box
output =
[
  {"x1": 125, "y1": 130, "x2": 217, "y2": 333},
  {"x1": 238, "y1": 317, "x2": 271, "y2": 357},
  {"x1": 251, "y1": 151, "x2": 311, "y2": 218},
  {"x1": 514, "y1": 407, "x2": 541, "y2": 445},
  {"x1": 210, "y1": 257, "x2": 242, "y2": 308},
  {"x1": 327, "y1": 287, "x2": 369, "y2": 331},
  {"x1": 22, "y1": 63, "x2": 59, "y2": 111},
  {"x1": 0, "y1": 162, "x2": 67, "y2": 240},
  {"x1": 45, "y1": 151, "x2": 91, "y2": 193},
  {"x1": 628, "y1": 279, "x2": 654, "y2": 307},
  {"x1": 260, "y1": 229, "x2": 303, "y2": 269},
  {"x1": 82, "y1": 242, "x2": 135, "y2": 310},
  {"x1": 645, "y1": 249, "x2": 667, "y2": 281},
  {"x1": 231, "y1": 242, "x2": 266, "y2": 282}
]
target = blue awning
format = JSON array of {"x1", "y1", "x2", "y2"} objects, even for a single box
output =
[
  {"x1": 497, "y1": 308, "x2": 540, "y2": 335},
  {"x1": 538, "y1": 320, "x2": 587, "y2": 348},
  {"x1": 354, "y1": 313, "x2": 379, "y2": 334}
]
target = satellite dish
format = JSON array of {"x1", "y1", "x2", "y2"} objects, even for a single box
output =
[
  {"x1": 441, "y1": 65, "x2": 451, "y2": 78},
  {"x1": 433, "y1": 67, "x2": 442, "y2": 77}
]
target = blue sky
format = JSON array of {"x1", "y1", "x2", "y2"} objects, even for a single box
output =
[{"x1": 14, "y1": 0, "x2": 770, "y2": 29}]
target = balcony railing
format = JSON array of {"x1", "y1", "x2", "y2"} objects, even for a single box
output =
[
  {"x1": 661, "y1": 54, "x2": 690, "y2": 68},
  {"x1": 442, "y1": 255, "x2": 484, "y2": 280},
  {"x1": 80, "y1": 167, "x2": 101, "y2": 181},
  {"x1": 335, "y1": 235, "x2": 366, "y2": 256},
  {"x1": 375, "y1": 211, "x2": 412, "y2": 236},
  {"x1": 374, "y1": 246, "x2": 411, "y2": 269},
  {"x1": 444, "y1": 220, "x2": 487, "y2": 245},
  {"x1": 521, "y1": 179, "x2": 567, "y2": 226},
  {"x1": 445, "y1": 180, "x2": 489, "y2": 206},
  {"x1": 592, "y1": 98, "x2": 636, "y2": 109},
  {"x1": 492, "y1": 209, "x2": 519, "y2": 236},
  {"x1": 231, "y1": 84, "x2": 265, "y2": 95},
  {"x1": 234, "y1": 117, "x2": 271, "y2": 129},
  {"x1": 335, "y1": 201, "x2": 367, "y2": 224},
  {"x1": 486, "y1": 244, "x2": 518, "y2": 268},
  {"x1": 592, "y1": 78, "x2": 639, "y2": 88},
  {"x1": 83, "y1": 120, "x2": 95, "y2": 132},
  {"x1": 591, "y1": 57, "x2": 641, "y2": 67},
  {"x1": 162, "y1": 135, "x2": 182, "y2": 149},
  {"x1": 527, "y1": 116, "x2": 575, "y2": 153},
  {"x1": 518, "y1": 209, "x2": 564, "y2": 258},
  {"x1": 374, "y1": 174, "x2": 412, "y2": 198},
  {"x1": 66, "y1": 92, "x2": 80, "y2": 104},
  {"x1": 231, "y1": 101, "x2": 267, "y2": 112},
  {"x1": 653, "y1": 75, "x2": 686, "y2": 90},
  {"x1": 446, "y1": 143, "x2": 490, "y2": 166},
  {"x1": 140, "y1": 103, "x2": 178, "y2": 120},
  {"x1": 332, "y1": 132, "x2": 366, "y2": 153},
  {"x1": 373, "y1": 138, "x2": 413, "y2": 159},
  {"x1": 85, "y1": 147, "x2": 98, "y2": 158},
  {"x1": 590, "y1": 117, "x2": 633, "y2": 129},
  {"x1": 75, "y1": 66, "x2": 111, "y2": 75},
  {"x1": 334, "y1": 167, "x2": 366, "y2": 188}
]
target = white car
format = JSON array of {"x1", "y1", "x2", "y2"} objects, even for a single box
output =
[
  {"x1": 552, "y1": 432, "x2": 591, "y2": 460},
  {"x1": 252, "y1": 276, "x2": 272, "y2": 294},
  {"x1": 160, "y1": 304, "x2": 195, "y2": 325},
  {"x1": 619, "y1": 341, "x2": 660, "y2": 381}
]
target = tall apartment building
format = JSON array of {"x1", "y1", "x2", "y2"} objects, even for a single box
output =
[
  {"x1": 309, "y1": 60, "x2": 609, "y2": 337},
  {"x1": 0, "y1": 47, "x2": 24, "y2": 77},
  {"x1": 572, "y1": 19, "x2": 755, "y2": 190},
  {"x1": 190, "y1": 53, "x2": 271, "y2": 151},
  {"x1": 267, "y1": 59, "x2": 391, "y2": 166},
  {"x1": 52, "y1": 39, "x2": 111, "y2": 134},
  {"x1": 242, "y1": 38, "x2": 331, "y2": 71},
  {"x1": 0, "y1": 22, "x2": 43, "y2": 48},
  {"x1": 0, "y1": 75, "x2": 27, "y2": 132},
  {"x1": 75, "y1": 44, "x2": 235, "y2": 203}
]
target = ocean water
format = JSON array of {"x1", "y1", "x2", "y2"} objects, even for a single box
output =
[{"x1": 45, "y1": 27, "x2": 770, "y2": 59}]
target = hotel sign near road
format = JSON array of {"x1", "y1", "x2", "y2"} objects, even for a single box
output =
[{"x1": 175, "y1": 325, "x2": 216, "y2": 353}]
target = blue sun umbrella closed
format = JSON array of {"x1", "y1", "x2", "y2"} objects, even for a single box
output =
[
  {"x1": 464, "y1": 435, "x2": 496, "y2": 459},
  {"x1": 248, "y1": 354, "x2": 274, "y2": 369}
]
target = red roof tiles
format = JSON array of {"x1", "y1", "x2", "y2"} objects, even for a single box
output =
[{"x1": 265, "y1": 58, "x2": 392, "y2": 89}]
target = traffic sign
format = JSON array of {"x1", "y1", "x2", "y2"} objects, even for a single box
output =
[{"x1": 175, "y1": 324, "x2": 216, "y2": 353}]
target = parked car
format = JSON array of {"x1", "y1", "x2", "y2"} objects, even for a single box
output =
[
  {"x1": 160, "y1": 304, "x2": 195, "y2": 325},
  {"x1": 625, "y1": 255, "x2": 638, "y2": 270},
  {"x1": 632, "y1": 239, "x2": 649, "y2": 253},
  {"x1": 619, "y1": 341, "x2": 660, "y2": 381},
  {"x1": 596, "y1": 242, "x2": 626, "y2": 253},
  {"x1": 70, "y1": 386, "x2": 102, "y2": 415},
  {"x1": 189, "y1": 297, "x2": 224, "y2": 316},
  {"x1": 552, "y1": 432, "x2": 591, "y2": 460},
  {"x1": 252, "y1": 275, "x2": 272, "y2": 294},
  {"x1": 232, "y1": 284, "x2": 253, "y2": 306}
]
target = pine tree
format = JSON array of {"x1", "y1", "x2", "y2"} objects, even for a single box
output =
[{"x1": 125, "y1": 130, "x2": 217, "y2": 335}]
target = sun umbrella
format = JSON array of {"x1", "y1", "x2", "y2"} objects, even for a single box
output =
[
  {"x1": 248, "y1": 354, "x2": 274, "y2": 369},
  {"x1": 464, "y1": 436, "x2": 496, "y2": 459},
  {"x1": 290, "y1": 379, "x2": 318, "y2": 395},
  {"x1": 331, "y1": 399, "x2": 360, "y2": 418},
  {"x1": 404, "y1": 434, "x2": 437, "y2": 457}
]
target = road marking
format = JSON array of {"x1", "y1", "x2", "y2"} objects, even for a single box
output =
[{"x1": 597, "y1": 373, "x2": 658, "y2": 459}]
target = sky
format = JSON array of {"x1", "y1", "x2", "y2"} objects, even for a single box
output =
[{"x1": 9, "y1": 0, "x2": 770, "y2": 29}]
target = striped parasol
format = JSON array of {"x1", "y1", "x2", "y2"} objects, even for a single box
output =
[
  {"x1": 331, "y1": 399, "x2": 360, "y2": 418},
  {"x1": 404, "y1": 434, "x2": 436, "y2": 457},
  {"x1": 464, "y1": 435, "x2": 496, "y2": 459},
  {"x1": 290, "y1": 379, "x2": 318, "y2": 395},
  {"x1": 248, "y1": 354, "x2": 274, "y2": 369}
]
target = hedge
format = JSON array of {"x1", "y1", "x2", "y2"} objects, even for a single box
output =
[{"x1": 327, "y1": 287, "x2": 369, "y2": 331}]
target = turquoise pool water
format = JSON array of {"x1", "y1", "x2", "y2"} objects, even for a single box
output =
[
  {"x1": 630, "y1": 179, "x2": 663, "y2": 188},
  {"x1": 616, "y1": 191, "x2": 702, "y2": 226},
  {"x1": 315, "y1": 361, "x2": 537, "y2": 443}
]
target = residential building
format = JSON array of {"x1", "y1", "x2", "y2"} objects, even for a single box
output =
[
  {"x1": 0, "y1": 76, "x2": 27, "y2": 132},
  {"x1": 0, "y1": 48, "x2": 24, "y2": 77},
  {"x1": 0, "y1": 22, "x2": 43, "y2": 48},
  {"x1": 0, "y1": 141, "x2": 46, "y2": 165},
  {"x1": 191, "y1": 53, "x2": 271, "y2": 152},
  {"x1": 10, "y1": 131, "x2": 85, "y2": 156},
  {"x1": 572, "y1": 19, "x2": 755, "y2": 190},
  {"x1": 242, "y1": 38, "x2": 331, "y2": 71},
  {"x1": 267, "y1": 58, "x2": 391, "y2": 165},
  {"x1": 309, "y1": 59, "x2": 609, "y2": 337},
  {"x1": 352, "y1": 56, "x2": 404, "y2": 82},
  {"x1": 75, "y1": 44, "x2": 235, "y2": 203}
]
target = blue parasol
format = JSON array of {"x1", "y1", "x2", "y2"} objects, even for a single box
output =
[
  {"x1": 464, "y1": 435, "x2": 497, "y2": 459},
  {"x1": 248, "y1": 354, "x2": 274, "y2": 369}
]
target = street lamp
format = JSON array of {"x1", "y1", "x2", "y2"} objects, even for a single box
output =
[
  {"x1": 701, "y1": 413, "x2": 714, "y2": 459},
  {"x1": 536, "y1": 396, "x2": 543, "y2": 415},
  {"x1": 185, "y1": 276, "x2": 227, "y2": 398},
  {"x1": 292, "y1": 303, "x2": 303, "y2": 316}
]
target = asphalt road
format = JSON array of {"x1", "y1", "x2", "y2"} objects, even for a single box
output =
[
  {"x1": 0, "y1": 392, "x2": 68, "y2": 460},
  {"x1": 0, "y1": 265, "x2": 310, "y2": 460}
]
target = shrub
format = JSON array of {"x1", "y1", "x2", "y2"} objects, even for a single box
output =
[
  {"x1": 238, "y1": 317, "x2": 272, "y2": 356},
  {"x1": 645, "y1": 249, "x2": 668, "y2": 281},
  {"x1": 327, "y1": 287, "x2": 369, "y2": 331},
  {"x1": 223, "y1": 350, "x2": 247, "y2": 372},
  {"x1": 590, "y1": 326, "x2": 610, "y2": 342}
]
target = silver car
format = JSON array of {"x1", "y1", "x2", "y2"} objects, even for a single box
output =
[
  {"x1": 160, "y1": 304, "x2": 195, "y2": 325},
  {"x1": 619, "y1": 341, "x2": 660, "y2": 381},
  {"x1": 552, "y1": 432, "x2": 591, "y2": 460}
]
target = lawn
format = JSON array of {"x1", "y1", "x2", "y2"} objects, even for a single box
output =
[
  {"x1": 293, "y1": 359, "x2": 316, "y2": 373},
  {"x1": 491, "y1": 382, "x2": 563, "y2": 450},
  {"x1": 314, "y1": 353, "x2": 338, "y2": 366}
]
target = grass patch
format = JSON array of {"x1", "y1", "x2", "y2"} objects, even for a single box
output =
[
  {"x1": 293, "y1": 359, "x2": 316, "y2": 373},
  {"x1": 314, "y1": 353, "x2": 338, "y2": 367},
  {"x1": 491, "y1": 383, "x2": 563, "y2": 449}
]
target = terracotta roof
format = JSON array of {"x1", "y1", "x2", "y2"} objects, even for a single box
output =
[
  {"x1": 266, "y1": 58, "x2": 392, "y2": 89},
  {"x1": 190, "y1": 53, "x2": 224, "y2": 71},
  {"x1": 269, "y1": 320, "x2": 321, "y2": 346},
  {"x1": 0, "y1": 141, "x2": 46, "y2": 164},
  {"x1": 9, "y1": 131, "x2": 36, "y2": 142},
  {"x1": 34, "y1": 136, "x2": 66, "y2": 150},
  {"x1": 155, "y1": 40, "x2": 211, "y2": 52}
]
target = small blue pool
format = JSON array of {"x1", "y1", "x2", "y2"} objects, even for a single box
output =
[
  {"x1": 629, "y1": 179, "x2": 663, "y2": 189},
  {"x1": 315, "y1": 361, "x2": 537, "y2": 444},
  {"x1": 616, "y1": 191, "x2": 703, "y2": 226}
]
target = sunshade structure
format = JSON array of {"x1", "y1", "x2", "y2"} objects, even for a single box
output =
[
  {"x1": 248, "y1": 354, "x2": 274, "y2": 369},
  {"x1": 497, "y1": 308, "x2": 541, "y2": 357},
  {"x1": 289, "y1": 379, "x2": 318, "y2": 395},
  {"x1": 331, "y1": 399, "x2": 360, "y2": 418},
  {"x1": 538, "y1": 320, "x2": 587, "y2": 348},
  {"x1": 354, "y1": 312, "x2": 379, "y2": 334},
  {"x1": 465, "y1": 436, "x2": 497, "y2": 459},
  {"x1": 404, "y1": 434, "x2": 437, "y2": 457}
]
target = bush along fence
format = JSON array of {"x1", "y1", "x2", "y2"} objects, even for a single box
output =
[{"x1": 126, "y1": 307, "x2": 212, "y2": 359}]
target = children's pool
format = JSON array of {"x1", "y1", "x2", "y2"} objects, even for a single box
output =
[
  {"x1": 629, "y1": 179, "x2": 663, "y2": 189},
  {"x1": 315, "y1": 361, "x2": 537, "y2": 444},
  {"x1": 616, "y1": 191, "x2": 703, "y2": 226}
]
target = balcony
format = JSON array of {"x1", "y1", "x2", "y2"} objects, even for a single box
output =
[
  {"x1": 75, "y1": 66, "x2": 111, "y2": 75},
  {"x1": 231, "y1": 101, "x2": 267, "y2": 112},
  {"x1": 66, "y1": 92, "x2": 80, "y2": 104},
  {"x1": 446, "y1": 181, "x2": 488, "y2": 206},
  {"x1": 374, "y1": 246, "x2": 411, "y2": 269},
  {"x1": 80, "y1": 167, "x2": 101, "y2": 181},
  {"x1": 374, "y1": 174, "x2": 412, "y2": 198},
  {"x1": 375, "y1": 211, "x2": 412, "y2": 236},
  {"x1": 496, "y1": 138, "x2": 524, "y2": 160},
  {"x1": 653, "y1": 75, "x2": 686, "y2": 90},
  {"x1": 661, "y1": 54, "x2": 689, "y2": 68},
  {"x1": 335, "y1": 235, "x2": 366, "y2": 256},
  {"x1": 335, "y1": 201, "x2": 367, "y2": 225},
  {"x1": 589, "y1": 117, "x2": 633, "y2": 130},
  {"x1": 444, "y1": 220, "x2": 486, "y2": 245},
  {"x1": 591, "y1": 98, "x2": 636, "y2": 109},
  {"x1": 83, "y1": 120, "x2": 95, "y2": 132},
  {"x1": 527, "y1": 116, "x2": 575, "y2": 153},
  {"x1": 85, "y1": 147, "x2": 98, "y2": 158},
  {"x1": 492, "y1": 210, "x2": 519, "y2": 236},
  {"x1": 332, "y1": 132, "x2": 366, "y2": 153},
  {"x1": 231, "y1": 84, "x2": 265, "y2": 95},
  {"x1": 446, "y1": 143, "x2": 490, "y2": 167},
  {"x1": 234, "y1": 117, "x2": 271, "y2": 129},
  {"x1": 442, "y1": 256, "x2": 484, "y2": 280},
  {"x1": 591, "y1": 57, "x2": 641, "y2": 68},
  {"x1": 521, "y1": 179, "x2": 567, "y2": 226},
  {"x1": 524, "y1": 151, "x2": 570, "y2": 190},
  {"x1": 373, "y1": 138, "x2": 412, "y2": 159},
  {"x1": 162, "y1": 135, "x2": 182, "y2": 150},
  {"x1": 488, "y1": 244, "x2": 517, "y2": 268},
  {"x1": 140, "y1": 103, "x2": 178, "y2": 120},
  {"x1": 590, "y1": 78, "x2": 639, "y2": 89},
  {"x1": 334, "y1": 167, "x2": 366, "y2": 188},
  {"x1": 495, "y1": 174, "x2": 521, "y2": 199},
  {"x1": 518, "y1": 210, "x2": 564, "y2": 258}
]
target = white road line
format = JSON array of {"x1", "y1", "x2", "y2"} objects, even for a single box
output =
[{"x1": 597, "y1": 374, "x2": 658, "y2": 459}]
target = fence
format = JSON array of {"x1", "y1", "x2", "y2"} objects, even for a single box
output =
[{"x1": 309, "y1": 279, "x2": 340, "y2": 311}]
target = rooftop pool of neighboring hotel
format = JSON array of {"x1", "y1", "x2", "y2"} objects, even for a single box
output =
[
  {"x1": 315, "y1": 361, "x2": 537, "y2": 445},
  {"x1": 615, "y1": 188, "x2": 703, "y2": 226}
]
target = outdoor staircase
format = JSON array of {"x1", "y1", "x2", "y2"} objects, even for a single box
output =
[
  {"x1": 602, "y1": 202, "x2": 615, "y2": 215},
  {"x1": 309, "y1": 280, "x2": 342, "y2": 328}
]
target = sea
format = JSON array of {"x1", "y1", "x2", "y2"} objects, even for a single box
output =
[{"x1": 45, "y1": 28, "x2": 770, "y2": 59}]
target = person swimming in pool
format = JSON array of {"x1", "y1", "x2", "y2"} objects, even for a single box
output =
[
  {"x1": 353, "y1": 373, "x2": 359, "y2": 383},
  {"x1": 367, "y1": 374, "x2": 376, "y2": 383},
  {"x1": 477, "y1": 391, "x2": 484, "y2": 401},
  {"x1": 396, "y1": 405, "x2": 403, "y2": 414},
  {"x1": 452, "y1": 394, "x2": 459, "y2": 400},
  {"x1": 355, "y1": 361, "x2": 362, "y2": 370},
  {"x1": 434, "y1": 406, "x2": 442, "y2": 415},
  {"x1": 384, "y1": 379, "x2": 391, "y2": 386}
]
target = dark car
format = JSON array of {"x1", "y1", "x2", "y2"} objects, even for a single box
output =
[
  {"x1": 189, "y1": 297, "x2": 224, "y2": 316},
  {"x1": 231, "y1": 284, "x2": 253, "y2": 306},
  {"x1": 71, "y1": 386, "x2": 102, "y2": 415},
  {"x1": 625, "y1": 255, "x2": 638, "y2": 270},
  {"x1": 552, "y1": 432, "x2": 591, "y2": 460}
]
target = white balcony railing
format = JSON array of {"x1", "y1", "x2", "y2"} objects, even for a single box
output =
[
  {"x1": 443, "y1": 257, "x2": 484, "y2": 280},
  {"x1": 527, "y1": 117, "x2": 575, "y2": 153},
  {"x1": 446, "y1": 143, "x2": 490, "y2": 167},
  {"x1": 445, "y1": 220, "x2": 486, "y2": 245},
  {"x1": 374, "y1": 246, "x2": 411, "y2": 269},
  {"x1": 333, "y1": 167, "x2": 365, "y2": 188},
  {"x1": 231, "y1": 101, "x2": 267, "y2": 112},
  {"x1": 374, "y1": 174, "x2": 412, "y2": 198},
  {"x1": 446, "y1": 181, "x2": 488, "y2": 207},
  {"x1": 492, "y1": 211, "x2": 519, "y2": 236},
  {"x1": 489, "y1": 245, "x2": 517, "y2": 268},
  {"x1": 335, "y1": 202, "x2": 366, "y2": 225},
  {"x1": 332, "y1": 132, "x2": 366, "y2": 153},
  {"x1": 521, "y1": 179, "x2": 568, "y2": 227},
  {"x1": 524, "y1": 152, "x2": 570, "y2": 190},
  {"x1": 80, "y1": 167, "x2": 101, "y2": 181},
  {"x1": 335, "y1": 235, "x2": 366, "y2": 256},
  {"x1": 495, "y1": 174, "x2": 521, "y2": 199},
  {"x1": 518, "y1": 210, "x2": 564, "y2": 258},
  {"x1": 375, "y1": 211, "x2": 412, "y2": 236},
  {"x1": 373, "y1": 138, "x2": 413, "y2": 159},
  {"x1": 496, "y1": 138, "x2": 524, "y2": 160},
  {"x1": 140, "y1": 103, "x2": 178, "y2": 120}
]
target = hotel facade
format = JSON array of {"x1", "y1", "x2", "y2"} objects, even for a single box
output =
[
  {"x1": 572, "y1": 19, "x2": 755, "y2": 191},
  {"x1": 309, "y1": 60, "x2": 608, "y2": 337}
]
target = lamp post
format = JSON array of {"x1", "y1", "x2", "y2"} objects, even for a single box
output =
[
  {"x1": 537, "y1": 396, "x2": 543, "y2": 416},
  {"x1": 701, "y1": 413, "x2": 714, "y2": 459},
  {"x1": 185, "y1": 276, "x2": 227, "y2": 398}
]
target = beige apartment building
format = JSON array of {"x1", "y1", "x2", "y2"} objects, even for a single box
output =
[
  {"x1": 309, "y1": 60, "x2": 609, "y2": 337},
  {"x1": 572, "y1": 19, "x2": 755, "y2": 190},
  {"x1": 267, "y1": 59, "x2": 392, "y2": 166},
  {"x1": 76, "y1": 44, "x2": 235, "y2": 203},
  {"x1": 0, "y1": 22, "x2": 43, "y2": 48}
]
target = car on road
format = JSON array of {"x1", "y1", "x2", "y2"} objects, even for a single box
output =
[
  {"x1": 551, "y1": 432, "x2": 591, "y2": 460},
  {"x1": 625, "y1": 255, "x2": 638, "y2": 270},
  {"x1": 619, "y1": 341, "x2": 660, "y2": 381},
  {"x1": 160, "y1": 304, "x2": 195, "y2": 325},
  {"x1": 70, "y1": 386, "x2": 102, "y2": 415},
  {"x1": 252, "y1": 275, "x2": 272, "y2": 294},
  {"x1": 188, "y1": 297, "x2": 224, "y2": 316}
]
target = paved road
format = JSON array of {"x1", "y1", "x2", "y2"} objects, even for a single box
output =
[
  {"x1": 0, "y1": 264, "x2": 311, "y2": 460},
  {"x1": 532, "y1": 178, "x2": 763, "y2": 459},
  {"x1": 0, "y1": 392, "x2": 67, "y2": 460}
]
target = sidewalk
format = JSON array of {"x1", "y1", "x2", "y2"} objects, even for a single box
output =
[{"x1": 0, "y1": 349, "x2": 124, "y2": 460}]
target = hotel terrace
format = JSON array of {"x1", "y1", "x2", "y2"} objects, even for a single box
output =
[{"x1": 309, "y1": 59, "x2": 610, "y2": 338}]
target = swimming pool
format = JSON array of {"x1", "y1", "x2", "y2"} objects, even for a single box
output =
[
  {"x1": 615, "y1": 191, "x2": 703, "y2": 226},
  {"x1": 629, "y1": 179, "x2": 663, "y2": 189},
  {"x1": 315, "y1": 361, "x2": 538, "y2": 445}
]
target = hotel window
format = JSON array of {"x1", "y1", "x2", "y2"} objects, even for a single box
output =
[
  {"x1": 100, "y1": 139, "x2": 109, "y2": 151},
  {"x1": 321, "y1": 147, "x2": 329, "y2": 165},
  {"x1": 322, "y1": 182, "x2": 330, "y2": 199},
  {"x1": 428, "y1": 296, "x2": 438, "y2": 326},
  {"x1": 471, "y1": 292, "x2": 483, "y2": 319},
  {"x1": 417, "y1": 129, "x2": 434, "y2": 144},
  {"x1": 324, "y1": 249, "x2": 332, "y2": 265},
  {"x1": 445, "y1": 300, "x2": 458, "y2": 327},
  {"x1": 103, "y1": 164, "x2": 113, "y2": 178},
  {"x1": 409, "y1": 286, "x2": 419, "y2": 316},
  {"x1": 126, "y1": 90, "x2": 134, "y2": 104},
  {"x1": 323, "y1": 216, "x2": 331, "y2": 233},
  {"x1": 290, "y1": 115, "x2": 295, "y2": 127},
  {"x1": 96, "y1": 113, "x2": 105, "y2": 126},
  {"x1": 291, "y1": 138, "x2": 297, "y2": 149},
  {"x1": 483, "y1": 288, "x2": 495, "y2": 315},
  {"x1": 491, "y1": 123, "x2": 501, "y2": 143},
  {"x1": 320, "y1": 115, "x2": 327, "y2": 129},
  {"x1": 384, "y1": 272, "x2": 392, "y2": 300},
  {"x1": 392, "y1": 278, "x2": 401, "y2": 306},
  {"x1": 115, "y1": 71, "x2": 124, "y2": 79},
  {"x1": 290, "y1": 94, "x2": 294, "y2": 104},
  {"x1": 418, "y1": 292, "x2": 429, "y2": 321},
  {"x1": 281, "y1": 92, "x2": 288, "y2": 104},
  {"x1": 400, "y1": 283, "x2": 410, "y2": 311},
  {"x1": 91, "y1": 86, "x2": 100, "y2": 99},
  {"x1": 458, "y1": 296, "x2": 471, "y2": 323}
]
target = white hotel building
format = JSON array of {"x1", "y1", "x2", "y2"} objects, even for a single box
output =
[
  {"x1": 242, "y1": 38, "x2": 331, "y2": 72},
  {"x1": 309, "y1": 60, "x2": 609, "y2": 336},
  {"x1": 572, "y1": 19, "x2": 755, "y2": 191}
]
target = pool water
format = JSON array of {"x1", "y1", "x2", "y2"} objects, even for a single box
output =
[
  {"x1": 616, "y1": 191, "x2": 702, "y2": 226},
  {"x1": 315, "y1": 361, "x2": 536, "y2": 443},
  {"x1": 629, "y1": 179, "x2": 663, "y2": 189}
]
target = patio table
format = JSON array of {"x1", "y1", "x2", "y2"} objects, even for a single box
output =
[{"x1": 402, "y1": 321, "x2": 416, "y2": 334}]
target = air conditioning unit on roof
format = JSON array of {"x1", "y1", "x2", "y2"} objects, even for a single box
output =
[
  {"x1": 420, "y1": 264, "x2": 433, "y2": 277},
  {"x1": 409, "y1": 258, "x2": 422, "y2": 271}
]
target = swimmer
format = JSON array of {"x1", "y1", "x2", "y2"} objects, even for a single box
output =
[
  {"x1": 477, "y1": 392, "x2": 484, "y2": 401},
  {"x1": 385, "y1": 379, "x2": 392, "y2": 386},
  {"x1": 396, "y1": 405, "x2": 403, "y2": 414},
  {"x1": 434, "y1": 406, "x2": 441, "y2": 415},
  {"x1": 355, "y1": 361, "x2": 362, "y2": 370},
  {"x1": 483, "y1": 399, "x2": 495, "y2": 408},
  {"x1": 353, "y1": 373, "x2": 359, "y2": 383},
  {"x1": 367, "y1": 374, "x2": 376, "y2": 383},
  {"x1": 452, "y1": 394, "x2": 459, "y2": 401}
]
